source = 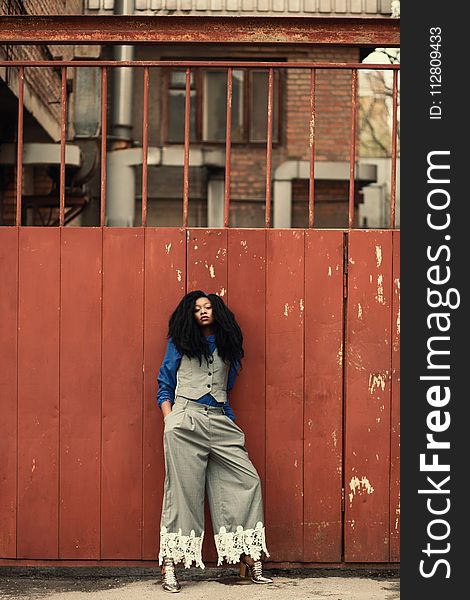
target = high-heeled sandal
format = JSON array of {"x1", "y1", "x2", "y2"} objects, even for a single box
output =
[
  {"x1": 239, "y1": 553, "x2": 273, "y2": 584},
  {"x1": 161, "y1": 557, "x2": 181, "y2": 593}
]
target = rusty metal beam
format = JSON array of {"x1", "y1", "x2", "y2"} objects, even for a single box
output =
[{"x1": 0, "y1": 16, "x2": 400, "y2": 46}]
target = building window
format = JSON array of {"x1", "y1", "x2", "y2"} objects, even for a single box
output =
[
  {"x1": 167, "y1": 70, "x2": 197, "y2": 143},
  {"x1": 166, "y1": 67, "x2": 280, "y2": 145}
]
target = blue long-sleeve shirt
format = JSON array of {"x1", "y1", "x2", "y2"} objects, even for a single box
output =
[{"x1": 157, "y1": 335, "x2": 239, "y2": 421}]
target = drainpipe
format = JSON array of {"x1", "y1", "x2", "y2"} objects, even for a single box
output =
[{"x1": 106, "y1": 0, "x2": 136, "y2": 226}]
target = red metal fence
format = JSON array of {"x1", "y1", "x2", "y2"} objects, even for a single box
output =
[
  {"x1": 0, "y1": 18, "x2": 399, "y2": 566},
  {"x1": 0, "y1": 226, "x2": 399, "y2": 565}
]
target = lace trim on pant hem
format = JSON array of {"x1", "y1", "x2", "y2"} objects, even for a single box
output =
[
  {"x1": 214, "y1": 521, "x2": 270, "y2": 566},
  {"x1": 158, "y1": 526, "x2": 205, "y2": 569}
]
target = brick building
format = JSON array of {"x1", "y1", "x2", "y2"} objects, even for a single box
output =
[{"x1": 0, "y1": 0, "x2": 399, "y2": 228}]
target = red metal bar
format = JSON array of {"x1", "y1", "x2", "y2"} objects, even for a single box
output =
[
  {"x1": 265, "y1": 68, "x2": 274, "y2": 228},
  {"x1": 0, "y1": 16, "x2": 400, "y2": 47},
  {"x1": 390, "y1": 70, "x2": 399, "y2": 229},
  {"x1": 308, "y1": 69, "x2": 316, "y2": 229},
  {"x1": 348, "y1": 69, "x2": 358, "y2": 229},
  {"x1": 141, "y1": 66, "x2": 149, "y2": 228},
  {"x1": 224, "y1": 68, "x2": 233, "y2": 228},
  {"x1": 100, "y1": 67, "x2": 107, "y2": 227},
  {"x1": 59, "y1": 66, "x2": 67, "y2": 227},
  {"x1": 182, "y1": 68, "x2": 191, "y2": 228},
  {"x1": 0, "y1": 59, "x2": 400, "y2": 70},
  {"x1": 15, "y1": 66, "x2": 24, "y2": 227}
]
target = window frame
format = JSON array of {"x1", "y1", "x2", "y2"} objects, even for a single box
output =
[{"x1": 163, "y1": 64, "x2": 283, "y2": 147}]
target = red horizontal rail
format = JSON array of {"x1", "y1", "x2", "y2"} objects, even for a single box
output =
[
  {"x1": 0, "y1": 15, "x2": 400, "y2": 46},
  {"x1": 0, "y1": 60, "x2": 400, "y2": 70}
]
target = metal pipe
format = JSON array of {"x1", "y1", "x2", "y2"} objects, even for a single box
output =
[
  {"x1": 59, "y1": 66, "x2": 67, "y2": 226},
  {"x1": 0, "y1": 60, "x2": 401, "y2": 70},
  {"x1": 100, "y1": 67, "x2": 107, "y2": 227},
  {"x1": 182, "y1": 68, "x2": 191, "y2": 228},
  {"x1": 15, "y1": 66, "x2": 24, "y2": 226},
  {"x1": 111, "y1": 0, "x2": 135, "y2": 142},
  {"x1": 348, "y1": 69, "x2": 358, "y2": 229},
  {"x1": 390, "y1": 70, "x2": 399, "y2": 229},
  {"x1": 224, "y1": 68, "x2": 233, "y2": 228},
  {"x1": 141, "y1": 66, "x2": 149, "y2": 227},
  {"x1": 265, "y1": 68, "x2": 274, "y2": 228},
  {"x1": 308, "y1": 68, "x2": 316, "y2": 228}
]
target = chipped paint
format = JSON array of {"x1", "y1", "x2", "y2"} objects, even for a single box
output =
[
  {"x1": 165, "y1": 242, "x2": 172, "y2": 254},
  {"x1": 368, "y1": 371, "x2": 388, "y2": 394},
  {"x1": 309, "y1": 114, "x2": 315, "y2": 147},
  {"x1": 369, "y1": 274, "x2": 373, "y2": 284},
  {"x1": 331, "y1": 430, "x2": 338, "y2": 448},
  {"x1": 31, "y1": 459, "x2": 36, "y2": 473},
  {"x1": 349, "y1": 257, "x2": 355, "y2": 265},
  {"x1": 375, "y1": 274, "x2": 384, "y2": 304},
  {"x1": 218, "y1": 287, "x2": 226, "y2": 297},
  {"x1": 328, "y1": 266, "x2": 332, "y2": 276},
  {"x1": 357, "y1": 303, "x2": 363, "y2": 319},
  {"x1": 375, "y1": 245, "x2": 382, "y2": 267},
  {"x1": 376, "y1": 454, "x2": 379, "y2": 461},
  {"x1": 337, "y1": 345, "x2": 343, "y2": 367},
  {"x1": 300, "y1": 298, "x2": 304, "y2": 312},
  {"x1": 348, "y1": 475, "x2": 375, "y2": 505},
  {"x1": 208, "y1": 264, "x2": 215, "y2": 278},
  {"x1": 294, "y1": 459, "x2": 298, "y2": 468},
  {"x1": 240, "y1": 240, "x2": 248, "y2": 250},
  {"x1": 176, "y1": 269, "x2": 182, "y2": 283},
  {"x1": 376, "y1": 417, "x2": 381, "y2": 424}
]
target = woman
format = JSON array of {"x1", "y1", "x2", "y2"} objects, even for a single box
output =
[{"x1": 156, "y1": 290, "x2": 272, "y2": 592}]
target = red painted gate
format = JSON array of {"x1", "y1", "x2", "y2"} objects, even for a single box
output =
[
  {"x1": 0, "y1": 15, "x2": 399, "y2": 568},
  {"x1": 0, "y1": 226, "x2": 399, "y2": 566}
]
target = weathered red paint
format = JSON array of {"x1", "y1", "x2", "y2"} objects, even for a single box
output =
[
  {"x1": 0, "y1": 16, "x2": 400, "y2": 46},
  {"x1": 390, "y1": 231, "x2": 400, "y2": 561},
  {"x1": 303, "y1": 230, "x2": 344, "y2": 561},
  {"x1": 16, "y1": 67, "x2": 24, "y2": 226},
  {"x1": 101, "y1": 229, "x2": 145, "y2": 559},
  {"x1": 142, "y1": 228, "x2": 186, "y2": 560},
  {"x1": 0, "y1": 227, "x2": 400, "y2": 565},
  {"x1": 266, "y1": 230, "x2": 305, "y2": 561},
  {"x1": 17, "y1": 228, "x2": 60, "y2": 558},
  {"x1": 59, "y1": 228, "x2": 102, "y2": 559},
  {"x1": 0, "y1": 228, "x2": 18, "y2": 558},
  {"x1": 344, "y1": 230, "x2": 393, "y2": 562}
]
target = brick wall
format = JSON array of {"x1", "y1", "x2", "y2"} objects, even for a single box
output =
[{"x1": 132, "y1": 44, "x2": 360, "y2": 227}]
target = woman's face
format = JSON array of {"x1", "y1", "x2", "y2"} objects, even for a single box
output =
[{"x1": 194, "y1": 296, "x2": 214, "y2": 329}]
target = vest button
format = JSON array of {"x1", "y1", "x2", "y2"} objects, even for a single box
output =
[
  {"x1": 209, "y1": 359, "x2": 213, "y2": 364},
  {"x1": 207, "y1": 384, "x2": 211, "y2": 388},
  {"x1": 208, "y1": 372, "x2": 212, "y2": 376}
]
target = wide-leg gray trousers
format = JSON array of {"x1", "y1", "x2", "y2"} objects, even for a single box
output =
[{"x1": 158, "y1": 396, "x2": 270, "y2": 569}]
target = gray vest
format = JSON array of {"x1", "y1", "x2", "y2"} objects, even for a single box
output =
[{"x1": 175, "y1": 348, "x2": 230, "y2": 404}]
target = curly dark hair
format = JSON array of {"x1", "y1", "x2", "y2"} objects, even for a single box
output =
[{"x1": 168, "y1": 290, "x2": 244, "y2": 366}]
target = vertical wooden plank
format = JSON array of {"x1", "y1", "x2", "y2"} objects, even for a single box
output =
[
  {"x1": 143, "y1": 228, "x2": 186, "y2": 560},
  {"x1": 0, "y1": 228, "x2": 19, "y2": 557},
  {"x1": 60, "y1": 228, "x2": 102, "y2": 559},
  {"x1": 186, "y1": 229, "x2": 228, "y2": 299},
  {"x1": 266, "y1": 229, "x2": 304, "y2": 561},
  {"x1": 17, "y1": 228, "x2": 60, "y2": 558},
  {"x1": 101, "y1": 229, "x2": 144, "y2": 559},
  {"x1": 227, "y1": 229, "x2": 266, "y2": 494},
  {"x1": 186, "y1": 228, "x2": 228, "y2": 564},
  {"x1": 390, "y1": 230, "x2": 400, "y2": 561},
  {"x1": 344, "y1": 230, "x2": 392, "y2": 562},
  {"x1": 303, "y1": 230, "x2": 343, "y2": 562}
]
